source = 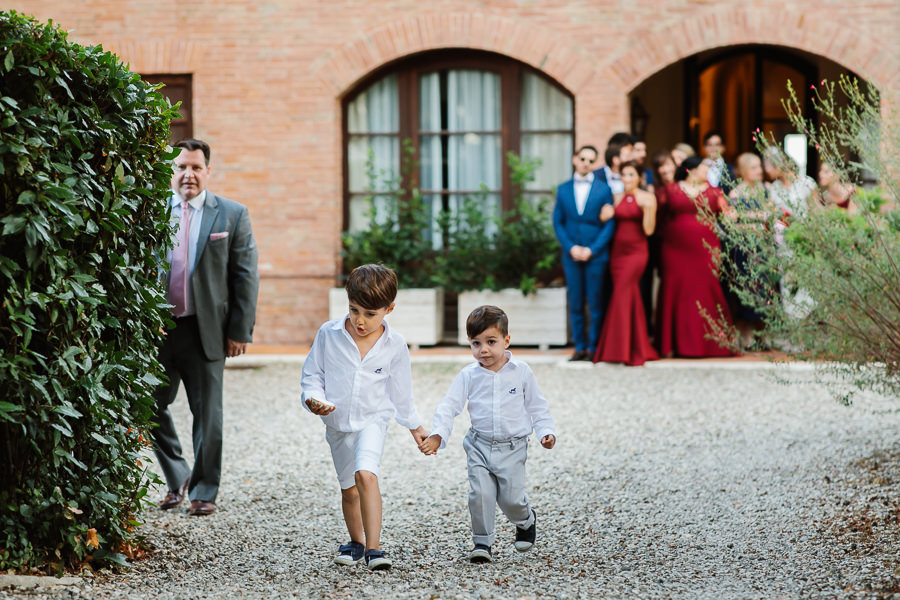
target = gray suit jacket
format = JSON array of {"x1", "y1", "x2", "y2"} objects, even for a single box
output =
[{"x1": 170, "y1": 191, "x2": 259, "y2": 361}]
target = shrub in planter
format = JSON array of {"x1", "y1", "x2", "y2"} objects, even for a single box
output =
[
  {"x1": 0, "y1": 11, "x2": 177, "y2": 570},
  {"x1": 435, "y1": 152, "x2": 560, "y2": 295},
  {"x1": 342, "y1": 140, "x2": 437, "y2": 288}
]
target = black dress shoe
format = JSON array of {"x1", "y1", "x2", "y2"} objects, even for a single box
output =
[
  {"x1": 568, "y1": 350, "x2": 590, "y2": 361},
  {"x1": 159, "y1": 477, "x2": 190, "y2": 510}
]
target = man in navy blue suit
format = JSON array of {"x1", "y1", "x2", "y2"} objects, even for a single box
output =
[{"x1": 552, "y1": 145, "x2": 616, "y2": 361}]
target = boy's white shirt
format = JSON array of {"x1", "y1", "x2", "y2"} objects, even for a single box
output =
[
  {"x1": 430, "y1": 350, "x2": 555, "y2": 450},
  {"x1": 301, "y1": 316, "x2": 422, "y2": 432}
]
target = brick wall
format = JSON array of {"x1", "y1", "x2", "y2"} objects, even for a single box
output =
[{"x1": 8, "y1": 0, "x2": 899, "y2": 343}]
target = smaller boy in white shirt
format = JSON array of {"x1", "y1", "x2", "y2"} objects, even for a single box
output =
[
  {"x1": 302, "y1": 264, "x2": 428, "y2": 571},
  {"x1": 419, "y1": 305, "x2": 556, "y2": 563}
]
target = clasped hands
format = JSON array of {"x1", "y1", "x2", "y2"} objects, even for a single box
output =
[
  {"x1": 418, "y1": 433, "x2": 556, "y2": 455},
  {"x1": 569, "y1": 245, "x2": 593, "y2": 262}
]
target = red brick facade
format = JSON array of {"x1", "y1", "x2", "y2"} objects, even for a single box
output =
[{"x1": 9, "y1": 1, "x2": 900, "y2": 344}]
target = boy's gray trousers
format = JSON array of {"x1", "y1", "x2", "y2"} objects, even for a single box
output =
[{"x1": 463, "y1": 428, "x2": 535, "y2": 547}]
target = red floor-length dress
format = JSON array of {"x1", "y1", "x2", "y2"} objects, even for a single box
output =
[
  {"x1": 593, "y1": 195, "x2": 659, "y2": 366},
  {"x1": 656, "y1": 183, "x2": 734, "y2": 358}
]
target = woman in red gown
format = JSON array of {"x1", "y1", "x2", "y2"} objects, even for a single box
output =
[
  {"x1": 593, "y1": 162, "x2": 659, "y2": 366},
  {"x1": 656, "y1": 156, "x2": 734, "y2": 357}
]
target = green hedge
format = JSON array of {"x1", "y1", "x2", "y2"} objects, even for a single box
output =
[{"x1": 0, "y1": 10, "x2": 177, "y2": 570}]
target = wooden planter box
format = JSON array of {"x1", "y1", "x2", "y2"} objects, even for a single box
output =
[
  {"x1": 457, "y1": 288, "x2": 568, "y2": 350},
  {"x1": 329, "y1": 287, "x2": 444, "y2": 349}
]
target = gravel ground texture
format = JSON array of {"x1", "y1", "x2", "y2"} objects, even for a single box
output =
[{"x1": 3, "y1": 357, "x2": 900, "y2": 600}]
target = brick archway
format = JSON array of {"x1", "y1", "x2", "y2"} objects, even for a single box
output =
[
  {"x1": 312, "y1": 11, "x2": 593, "y2": 97},
  {"x1": 596, "y1": 5, "x2": 899, "y2": 94}
]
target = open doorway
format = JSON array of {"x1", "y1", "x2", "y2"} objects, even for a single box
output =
[{"x1": 629, "y1": 44, "x2": 860, "y2": 178}]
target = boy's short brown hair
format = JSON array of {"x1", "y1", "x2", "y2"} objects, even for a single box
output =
[
  {"x1": 345, "y1": 264, "x2": 398, "y2": 309},
  {"x1": 466, "y1": 305, "x2": 508, "y2": 339}
]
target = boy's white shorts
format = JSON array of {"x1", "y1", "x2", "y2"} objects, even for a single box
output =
[{"x1": 325, "y1": 422, "x2": 388, "y2": 489}]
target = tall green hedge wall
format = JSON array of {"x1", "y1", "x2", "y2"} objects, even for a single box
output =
[{"x1": 0, "y1": 10, "x2": 178, "y2": 570}]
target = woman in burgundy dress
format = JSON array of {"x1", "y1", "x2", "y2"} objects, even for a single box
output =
[
  {"x1": 656, "y1": 156, "x2": 734, "y2": 358},
  {"x1": 593, "y1": 162, "x2": 659, "y2": 366}
]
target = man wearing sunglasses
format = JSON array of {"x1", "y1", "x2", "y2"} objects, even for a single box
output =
[{"x1": 552, "y1": 145, "x2": 616, "y2": 361}]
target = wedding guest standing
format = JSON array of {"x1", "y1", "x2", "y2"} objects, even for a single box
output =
[
  {"x1": 728, "y1": 153, "x2": 770, "y2": 349},
  {"x1": 656, "y1": 156, "x2": 734, "y2": 358},
  {"x1": 553, "y1": 145, "x2": 616, "y2": 361},
  {"x1": 817, "y1": 162, "x2": 856, "y2": 211},
  {"x1": 593, "y1": 162, "x2": 658, "y2": 366}
]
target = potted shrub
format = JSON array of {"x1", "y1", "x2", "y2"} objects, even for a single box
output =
[
  {"x1": 333, "y1": 142, "x2": 444, "y2": 348},
  {"x1": 437, "y1": 154, "x2": 566, "y2": 349}
]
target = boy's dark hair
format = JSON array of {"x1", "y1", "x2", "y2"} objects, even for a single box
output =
[
  {"x1": 174, "y1": 139, "x2": 211, "y2": 165},
  {"x1": 466, "y1": 305, "x2": 509, "y2": 339},
  {"x1": 574, "y1": 144, "x2": 599, "y2": 157},
  {"x1": 345, "y1": 264, "x2": 398, "y2": 309}
]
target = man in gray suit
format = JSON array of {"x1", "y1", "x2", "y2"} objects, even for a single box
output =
[{"x1": 153, "y1": 139, "x2": 259, "y2": 516}]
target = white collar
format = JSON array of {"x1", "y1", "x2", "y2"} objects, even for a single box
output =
[
  {"x1": 574, "y1": 172, "x2": 594, "y2": 183},
  {"x1": 171, "y1": 189, "x2": 207, "y2": 210}
]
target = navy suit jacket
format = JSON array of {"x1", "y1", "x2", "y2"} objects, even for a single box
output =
[{"x1": 552, "y1": 177, "x2": 616, "y2": 260}]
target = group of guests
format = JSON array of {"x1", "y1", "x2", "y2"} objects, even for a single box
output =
[{"x1": 553, "y1": 131, "x2": 855, "y2": 366}]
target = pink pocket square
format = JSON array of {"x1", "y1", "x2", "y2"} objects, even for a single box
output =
[{"x1": 209, "y1": 232, "x2": 229, "y2": 241}]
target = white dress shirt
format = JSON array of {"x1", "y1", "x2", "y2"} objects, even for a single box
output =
[
  {"x1": 167, "y1": 190, "x2": 206, "y2": 316},
  {"x1": 602, "y1": 165, "x2": 624, "y2": 194},
  {"x1": 573, "y1": 172, "x2": 594, "y2": 215},
  {"x1": 301, "y1": 316, "x2": 422, "y2": 433},
  {"x1": 429, "y1": 351, "x2": 555, "y2": 449}
]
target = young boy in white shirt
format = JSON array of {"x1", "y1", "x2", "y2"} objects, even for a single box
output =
[
  {"x1": 418, "y1": 305, "x2": 556, "y2": 563},
  {"x1": 302, "y1": 264, "x2": 428, "y2": 571}
]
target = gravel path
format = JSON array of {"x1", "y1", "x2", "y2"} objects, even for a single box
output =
[{"x1": 3, "y1": 358, "x2": 900, "y2": 599}]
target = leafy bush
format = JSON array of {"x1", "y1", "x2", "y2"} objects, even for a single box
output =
[
  {"x1": 346, "y1": 147, "x2": 560, "y2": 295},
  {"x1": 710, "y1": 76, "x2": 899, "y2": 397},
  {"x1": 0, "y1": 10, "x2": 177, "y2": 570},
  {"x1": 342, "y1": 140, "x2": 438, "y2": 288}
]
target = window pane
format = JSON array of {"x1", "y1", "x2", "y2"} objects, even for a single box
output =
[
  {"x1": 348, "y1": 135, "x2": 399, "y2": 193},
  {"x1": 521, "y1": 132, "x2": 572, "y2": 191},
  {"x1": 520, "y1": 71, "x2": 572, "y2": 130},
  {"x1": 348, "y1": 73, "x2": 398, "y2": 134},
  {"x1": 419, "y1": 134, "x2": 443, "y2": 191},
  {"x1": 447, "y1": 70, "x2": 500, "y2": 131},
  {"x1": 419, "y1": 73, "x2": 441, "y2": 131},
  {"x1": 348, "y1": 193, "x2": 398, "y2": 234},
  {"x1": 448, "y1": 192, "x2": 501, "y2": 239},
  {"x1": 448, "y1": 133, "x2": 501, "y2": 191}
]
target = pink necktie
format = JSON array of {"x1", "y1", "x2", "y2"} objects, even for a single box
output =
[{"x1": 169, "y1": 200, "x2": 191, "y2": 316}]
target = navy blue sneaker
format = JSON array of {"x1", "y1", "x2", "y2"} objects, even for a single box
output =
[
  {"x1": 333, "y1": 541, "x2": 364, "y2": 565},
  {"x1": 364, "y1": 549, "x2": 392, "y2": 571},
  {"x1": 514, "y1": 509, "x2": 536, "y2": 552},
  {"x1": 469, "y1": 544, "x2": 492, "y2": 563}
]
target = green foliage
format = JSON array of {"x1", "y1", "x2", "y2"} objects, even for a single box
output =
[
  {"x1": 342, "y1": 140, "x2": 437, "y2": 288},
  {"x1": 713, "y1": 75, "x2": 900, "y2": 396},
  {"x1": 493, "y1": 153, "x2": 560, "y2": 294},
  {"x1": 0, "y1": 10, "x2": 178, "y2": 570},
  {"x1": 346, "y1": 147, "x2": 560, "y2": 295}
]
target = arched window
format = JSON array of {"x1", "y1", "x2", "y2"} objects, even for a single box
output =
[{"x1": 344, "y1": 50, "x2": 573, "y2": 234}]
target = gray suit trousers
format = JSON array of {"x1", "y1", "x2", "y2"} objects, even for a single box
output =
[
  {"x1": 463, "y1": 428, "x2": 535, "y2": 547},
  {"x1": 152, "y1": 316, "x2": 225, "y2": 503}
]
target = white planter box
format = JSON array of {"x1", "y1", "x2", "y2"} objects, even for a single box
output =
[
  {"x1": 457, "y1": 288, "x2": 568, "y2": 350},
  {"x1": 329, "y1": 287, "x2": 444, "y2": 349}
]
